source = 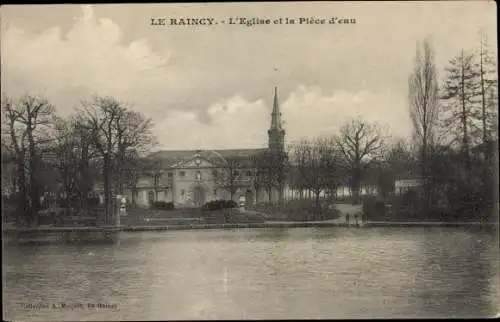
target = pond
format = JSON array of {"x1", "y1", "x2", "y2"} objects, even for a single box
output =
[{"x1": 3, "y1": 227, "x2": 499, "y2": 320}]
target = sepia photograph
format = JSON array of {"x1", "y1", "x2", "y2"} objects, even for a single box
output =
[{"x1": 1, "y1": 1, "x2": 498, "y2": 320}]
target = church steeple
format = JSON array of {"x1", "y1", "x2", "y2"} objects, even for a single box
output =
[
  {"x1": 268, "y1": 86, "x2": 285, "y2": 152},
  {"x1": 270, "y1": 86, "x2": 281, "y2": 130}
]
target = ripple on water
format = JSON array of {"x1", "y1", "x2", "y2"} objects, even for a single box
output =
[{"x1": 3, "y1": 227, "x2": 499, "y2": 320}]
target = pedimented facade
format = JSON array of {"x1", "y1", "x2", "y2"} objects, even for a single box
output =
[{"x1": 119, "y1": 87, "x2": 286, "y2": 207}]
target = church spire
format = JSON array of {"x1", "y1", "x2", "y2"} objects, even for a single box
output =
[
  {"x1": 270, "y1": 86, "x2": 281, "y2": 129},
  {"x1": 268, "y1": 86, "x2": 285, "y2": 152}
]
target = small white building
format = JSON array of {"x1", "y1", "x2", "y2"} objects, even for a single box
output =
[{"x1": 394, "y1": 178, "x2": 424, "y2": 195}]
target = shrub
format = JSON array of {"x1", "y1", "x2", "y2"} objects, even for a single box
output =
[
  {"x1": 202, "y1": 199, "x2": 238, "y2": 211},
  {"x1": 151, "y1": 201, "x2": 175, "y2": 210},
  {"x1": 362, "y1": 196, "x2": 388, "y2": 220}
]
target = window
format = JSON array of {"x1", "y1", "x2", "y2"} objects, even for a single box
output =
[
  {"x1": 233, "y1": 170, "x2": 240, "y2": 176},
  {"x1": 167, "y1": 172, "x2": 173, "y2": 178},
  {"x1": 195, "y1": 171, "x2": 202, "y2": 181},
  {"x1": 213, "y1": 189, "x2": 217, "y2": 195},
  {"x1": 181, "y1": 189, "x2": 185, "y2": 196},
  {"x1": 246, "y1": 170, "x2": 253, "y2": 177},
  {"x1": 148, "y1": 191, "x2": 155, "y2": 203},
  {"x1": 212, "y1": 170, "x2": 218, "y2": 177},
  {"x1": 179, "y1": 171, "x2": 185, "y2": 177}
]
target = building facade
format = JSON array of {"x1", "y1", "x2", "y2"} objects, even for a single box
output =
[{"x1": 120, "y1": 87, "x2": 286, "y2": 208}]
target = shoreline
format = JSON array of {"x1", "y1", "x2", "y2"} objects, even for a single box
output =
[
  {"x1": 4, "y1": 221, "x2": 497, "y2": 245},
  {"x1": 3, "y1": 220, "x2": 498, "y2": 233}
]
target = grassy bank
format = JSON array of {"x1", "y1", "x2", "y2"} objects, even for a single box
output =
[{"x1": 248, "y1": 199, "x2": 342, "y2": 221}]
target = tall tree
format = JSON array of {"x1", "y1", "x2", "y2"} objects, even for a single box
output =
[
  {"x1": 441, "y1": 49, "x2": 481, "y2": 168},
  {"x1": 476, "y1": 32, "x2": 498, "y2": 146},
  {"x1": 1, "y1": 94, "x2": 55, "y2": 225},
  {"x1": 51, "y1": 116, "x2": 99, "y2": 209},
  {"x1": 408, "y1": 38, "x2": 440, "y2": 211},
  {"x1": 474, "y1": 32, "x2": 498, "y2": 222},
  {"x1": 77, "y1": 95, "x2": 155, "y2": 224},
  {"x1": 335, "y1": 119, "x2": 384, "y2": 204},
  {"x1": 114, "y1": 110, "x2": 156, "y2": 195}
]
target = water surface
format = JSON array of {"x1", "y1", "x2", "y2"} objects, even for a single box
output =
[{"x1": 3, "y1": 227, "x2": 499, "y2": 320}]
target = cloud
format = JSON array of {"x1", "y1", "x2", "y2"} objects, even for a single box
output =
[
  {"x1": 1, "y1": 5, "x2": 174, "y2": 113},
  {"x1": 153, "y1": 86, "x2": 411, "y2": 150},
  {"x1": 1, "y1": 3, "x2": 495, "y2": 150},
  {"x1": 283, "y1": 86, "x2": 411, "y2": 141},
  {"x1": 154, "y1": 95, "x2": 269, "y2": 150}
]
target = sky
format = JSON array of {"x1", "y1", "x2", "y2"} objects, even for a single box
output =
[{"x1": 1, "y1": 2, "x2": 496, "y2": 151}]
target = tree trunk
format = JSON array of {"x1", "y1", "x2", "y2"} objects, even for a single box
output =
[
  {"x1": 27, "y1": 134, "x2": 40, "y2": 225},
  {"x1": 421, "y1": 142, "x2": 431, "y2": 219},
  {"x1": 16, "y1": 159, "x2": 28, "y2": 226},
  {"x1": 103, "y1": 155, "x2": 111, "y2": 225},
  {"x1": 351, "y1": 175, "x2": 361, "y2": 205},
  {"x1": 460, "y1": 52, "x2": 470, "y2": 173},
  {"x1": 315, "y1": 191, "x2": 321, "y2": 221}
]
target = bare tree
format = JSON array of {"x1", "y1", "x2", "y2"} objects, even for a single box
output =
[
  {"x1": 212, "y1": 157, "x2": 245, "y2": 201},
  {"x1": 50, "y1": 116, "x2": 99, "y2": 209},
  {"x1": 251, "y1": 150, "x2": 288, "y2": 203},
  {"x1": 1, "y1": 94, "x2": 55, "y2": 225},
  {"x1": 251, "y1": 152, "x2": 274, "y2": 202},
  {"x1": 408, "y1": 38, "x2": 440, "y2": 211},
  {"x1": 289, "y1": 138, "x2": 339, "y2": 217},
  {"x1": 77, "y1": 95, "x2": 155, "y2": 224},
  {"x1": 335, "y1": 118, "x2": 384, "y2": 204},
  {"x1": 114, "y1": 110, "x2": 156, "y2": 195},
  {"x1": 476, "y1": 31, "x2": 498, "y2": 146}
]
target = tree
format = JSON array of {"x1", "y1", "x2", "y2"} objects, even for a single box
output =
[
  {"x1": 408, "y1": 38, "x2": 440, "y2": 212},
  {"x1": 1, "y1": 94, "x2": 55, "y2": 225},
  {"x1": 365, "y1": 138, "x2": 417, "y2": 200},
  {"x1": 473, "y1": 32, "x2": 498, "y2": 221},
  {"x1": 289, "y1": 138, "x2": 340, "y2": 218},
  {"x1": 476, "y1": 31, "x2": 498, "y2": 146},
  {"x1": 113, "y1": 109, "x2": 156, "y2": 195},
  {"x1": 251, "y1": 149, "x2": 288, "y2": 204},
  {"x1": 212, "y1": 157, "x2": 245, "y2": 201},
  {"x1": 441, "y1": 50, "x2": 481, "y2": 168},
  {"x1": 335, "y1": 119, "x2": 384, "y2": 204},
  {"x1": 50, "y1": 116, "x2": 99, "y2": 209},
  {"x1": 77, "y1": 95, "x2": 155, "y2": 224}
]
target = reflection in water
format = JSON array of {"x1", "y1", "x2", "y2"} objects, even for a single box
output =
[{"x1": 3, "y1": 227, "x2": 499, "y2": 320}]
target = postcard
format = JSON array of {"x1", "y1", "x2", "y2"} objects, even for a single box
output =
[{"x1": 1, "y1": 2, "x2": 498, "y2": 320}]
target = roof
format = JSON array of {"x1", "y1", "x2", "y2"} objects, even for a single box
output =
[
  {"x1": 149, "y1": 148, "x2": 267, "y2": 158},
  {"x1": 147, "y1": 148, "x2": 269, "y2": 168}
]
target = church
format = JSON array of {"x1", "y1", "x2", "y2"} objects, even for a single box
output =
[{"x1": 124, "y1": 87, "x2": 286, "y2": 208}]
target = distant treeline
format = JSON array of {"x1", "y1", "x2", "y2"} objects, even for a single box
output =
[{"x1": 2, "y1": 33, "x2": 497, "y2": 226}]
